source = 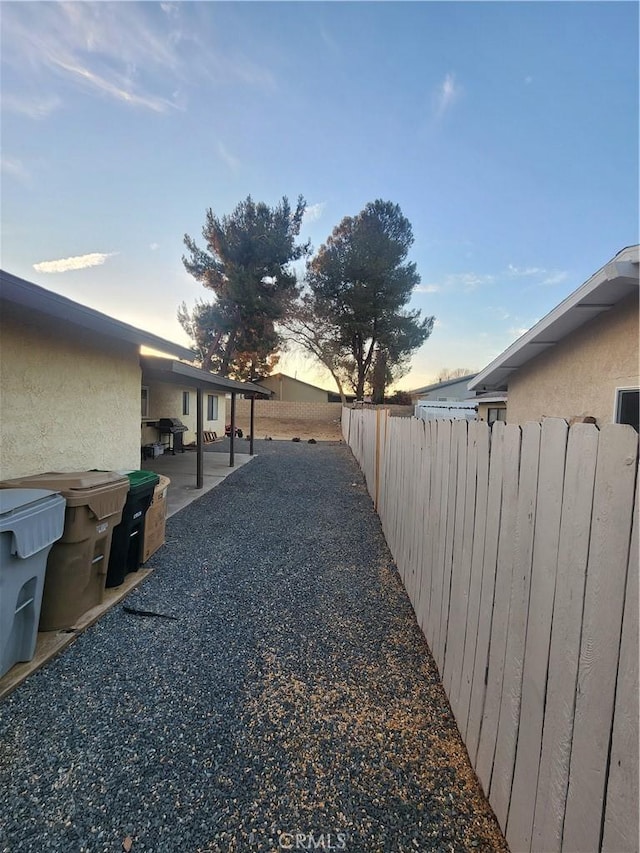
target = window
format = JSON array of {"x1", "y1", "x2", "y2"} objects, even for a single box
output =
[
  {"x1": 141, "y1": 386, "x2": 149, "y2": 418},
  {"x1": 615, "y1": 388, "x2": 639, "y2": 432},
  {"x1": 207, "y1": 394, "x2": 218, "y2": 421},
  {"x1": 182, "y1": 391, "x2": 190, "y2": 416},
  {"x1": 487, "y1": 407, "x2": 506, "y2": 425}
]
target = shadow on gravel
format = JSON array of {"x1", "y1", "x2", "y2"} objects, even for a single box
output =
[{"x1": 0, "y1": 441, "x2": 507, "y2": 853}]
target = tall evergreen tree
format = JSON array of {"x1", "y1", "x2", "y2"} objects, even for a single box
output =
[
  {"x1": 180, "y1": 195, "x2": 308, "y2": 380},
  {"x1": 305, "y1": 200, "x2": 434, "y2": 399}
]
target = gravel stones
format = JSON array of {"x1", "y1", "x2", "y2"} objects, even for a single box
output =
[{"x1": 0, "y1": 441, "x2": 507, "y2": 852}]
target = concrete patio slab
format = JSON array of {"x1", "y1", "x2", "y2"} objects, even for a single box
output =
[{"x1": 141, "y1": 445, "x2": 256, "y2": 517}]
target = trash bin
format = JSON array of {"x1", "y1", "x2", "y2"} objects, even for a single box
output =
[
  {"x1": 0, "y1": 488, "x2": 66, "y2": 677},
  {"x1": 142, "y1": 475, "x2": 170, "y2": 563},
  {"x1": 106, "y1": 470, "x2": 159, "y2": 588},
  {"x1": 0, "y1": 472, "x2": 129, "y2": 630}
]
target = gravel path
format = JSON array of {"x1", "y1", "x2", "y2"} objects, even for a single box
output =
[{"x1": 0, "y1": 441, "x2": 507, "y2": 853}]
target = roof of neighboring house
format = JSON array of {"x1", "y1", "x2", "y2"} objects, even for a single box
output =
[
  {"x1": 470, "y1": 245, "x2": 639, "y2": 393},
  {"x1": 140, "y1": 356, "x2": 267, "y2": 396},
  {"x1": 0, "y1": 269, "x2": 195, "y2": 361},
  {"x1": 256, "y1": 372, "x2": 331, "y2": 394},
  {"x1": 409, "y1": 374, "x2": 478, "y2": 395}
]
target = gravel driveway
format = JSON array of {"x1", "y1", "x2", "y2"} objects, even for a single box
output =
[{"x1": 0, "y1": 441, "x2": 507, "y2": 853}]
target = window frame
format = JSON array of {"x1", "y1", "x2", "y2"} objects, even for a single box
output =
[
  {"x1": 207, "y1": 394, "x2": 218, "y2": 421},
  {"x1": 141, "y1": 386, "x2": 149, "y2": 418},
  {"x1": 182, "y1": 390, "x2": 190, "y2": 416},
  {"x1": 613, "y1": 386, "x2": 639, "y2": 431}
]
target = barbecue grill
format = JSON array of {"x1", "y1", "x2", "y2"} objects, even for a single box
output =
[{"x1": 157, "y1": 417, "x2": 188, "y2": 454}]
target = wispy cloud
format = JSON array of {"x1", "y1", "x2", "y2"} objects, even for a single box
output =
[
  {"x1": 1, "y1": 157, "x2": 31, "y2": 184},
  {"x1": 422, "y1": 272, "x2": 495, "y2": 293},
  {"x1": 302, "y1": 202, "x2": 326, "y2": 226},
  {"x1": 434, "y1": 72, "x2": 461, "y2": 118},
  {"x1": 2, "y1": 93, "x2": 62, "y2": 119},
  {"x1": 507, "y1": 263, "x2": 569, "y2": 286},
  {"x1": 33, "y1": 252, "x2": 116, "y2": 273},
  {"x1": 150, "y1": 242, "x2": 160, "y2": 251},
  {"x1": 217, "y1": 141, "x2": 241, "y2": 171},
  {"x1": 508, "y1": 325, "x2": 533, "y2": 339},
  {"x1": 540, "y1": 271, "x2": 569, "y2": 286},
  {"x1": 507, "y1": 264, "x2": 545, "y2": 277},
  {"x1": 1, "y1": 3, "x2": 275, "y2": 116}
]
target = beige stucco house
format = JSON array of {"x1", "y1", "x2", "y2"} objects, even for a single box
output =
[
  {"x1": 256, "y1": 372, "x2": 331, "y2": 403},
  {"x1": 0, "y1": 271, "x2": 264, "y2": 482},
  {"x1": 139, "y1": 356, "x2": 226, "y2": 448},
  {"x1": 469, "y1": 245, "x2": 639, "y2": 429}
]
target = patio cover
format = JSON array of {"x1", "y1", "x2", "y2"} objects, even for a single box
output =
[{"x1": 140, "y1": 356, "x2": 268, "y2": 487}]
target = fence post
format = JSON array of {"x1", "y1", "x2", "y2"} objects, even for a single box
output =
[{"x1": 374, "y1": 408, "x2": 382, "y2": 509}]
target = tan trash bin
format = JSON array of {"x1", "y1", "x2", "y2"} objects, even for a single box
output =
[
  {"x1": 0, "y1": 471, "x2": 129, "y2": 630},
  {"x1": 142, "y1": 475, "x2": 170, "y2": 563}
]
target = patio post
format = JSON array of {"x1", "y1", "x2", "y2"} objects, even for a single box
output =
[
  {"x1": 229, "y1": 392, "x2": 236, "y2": 467},
  {"x1": 249, "y1": 395, "x2": 255, "y2": 456},
  {"x1": 196, "y1": 386, "x2": 204, "y2": 489}
]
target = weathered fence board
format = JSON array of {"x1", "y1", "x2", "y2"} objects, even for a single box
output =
[
  {"x1": 490, "y1": 421, "x2": 541, "y2": 830},
  {"x1": 476, "y1": 424, "x2": 521, "y2": 794},
  {"x1": 445, "y1": 419, "x2": 477, "y2": 720},
  {"x1": 458, "y1": 421, "x2": 490, "y2": 739},
  {"x1": 466, "y1": 421, "x2": 505, "y2": 761},
  {"x1": 507, "y1": 418, "x2": 568, "y2": 851},
  {"x1": 530, "y1": 423, "x2": 599, "y2": 852},
  {"x1": 602, "y1": 483, "x2": 639, "y2": 853},
  {"x1": 341, "y1": 407, "x2": 638, "y2": 851},
  {"x1": 563, "y1": 424, "x2": 638, "y2": 852}
]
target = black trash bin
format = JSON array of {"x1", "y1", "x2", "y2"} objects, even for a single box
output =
[{"x1": 106, "y1": 470, "x2": 159, "y2": 588}]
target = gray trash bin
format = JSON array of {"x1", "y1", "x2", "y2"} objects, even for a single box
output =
[{"x1": 0, "y1": 488, "x2": 66, "y2": 678}]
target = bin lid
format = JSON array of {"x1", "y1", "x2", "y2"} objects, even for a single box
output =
[
  {"x1": 0, "y1": 488, "x2": 60, "y2": 515},
  {"x1": 127, "y1": 470, "x2": 160, "y2": 489},
  {"x1": 0, "y1": 471, "x2": 126, "y2": 491},
  {"x1": 0, "y1": 488, "x2": 66, "y2": 558},
  {"x1": 114, "y1": 470, "x2": 160, "y2": 494},
  {"x1": 0, "y1": 471, "x2": 129, "y2": 517}
]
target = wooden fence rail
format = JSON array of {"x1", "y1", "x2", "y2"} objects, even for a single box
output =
[{"x1": 341, "y1": 406, "x2": 639, "y2": 853}]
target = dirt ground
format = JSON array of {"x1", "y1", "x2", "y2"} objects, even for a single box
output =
[{"x1": 233, "y1": 414, "x2": 343, "y2": 442}]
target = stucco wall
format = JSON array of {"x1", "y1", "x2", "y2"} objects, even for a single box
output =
[
  {"x1": 0, "y1": 314, "x2": 142, "y2": 479},
  {"x1": 507, "y1": 291, "x2": 639, "y2": 426},
  {"x1": 142, "y1": 382, "x2": 225, "y2": 445}
]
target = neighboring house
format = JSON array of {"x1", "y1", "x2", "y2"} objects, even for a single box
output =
[
  {"x1": 256, "y1": 372, "x2": 332, "y2": 403},
  {"x1": 408, "y1": 374, "x2": 478, "y2": 405},
  {"x1": 474, "y1": 392, "x2": 508, "y2": 426},
  {"x1": 469, "y1": 245, "x2": 639, "y2": 429},
  {"x1": 0, "y1": 270, "x2": 264, "y2": 482}
]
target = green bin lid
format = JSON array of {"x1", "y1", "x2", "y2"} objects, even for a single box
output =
[{"x1": 125, "y1": 470, "x2": 160, "y2": 489}]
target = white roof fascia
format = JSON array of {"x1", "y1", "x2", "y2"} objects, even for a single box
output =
[{"x1": 469, "y1": 245, "x2": 639, "y2": 392}]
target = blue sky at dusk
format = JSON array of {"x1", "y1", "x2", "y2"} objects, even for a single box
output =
[{"x1": 1, "y1": 1, "x2": 638, "y2": 390}]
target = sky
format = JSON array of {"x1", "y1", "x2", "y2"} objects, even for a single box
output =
[{"x1": 1, "y1": 0, "x2": 638, "y2": 392}]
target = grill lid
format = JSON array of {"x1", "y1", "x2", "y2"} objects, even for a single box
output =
[{"x1": 158, "y1": 417, "x2": 188, "y2": 432}]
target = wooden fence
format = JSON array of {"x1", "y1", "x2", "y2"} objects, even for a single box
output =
[{"x1": 342, "y1": 406, "x2": 639, "y2": 853}]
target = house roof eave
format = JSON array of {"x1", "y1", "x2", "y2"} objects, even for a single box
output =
[
  {"x1": 140, "y1": 355, "x2": 269, "y2": 396},
  {"x1": 469, "y1": 245, "x2": 639, "y2": 393},
  {"x1": 1, "y1": 269, "x2": 195, "y2": 361}
]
